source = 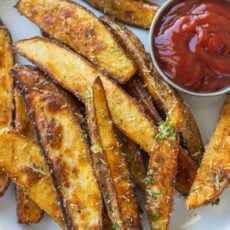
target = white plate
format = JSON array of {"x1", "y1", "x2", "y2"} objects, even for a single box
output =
[{"x1": 0, "y1": 0, "x2": 228, "y2": 230}]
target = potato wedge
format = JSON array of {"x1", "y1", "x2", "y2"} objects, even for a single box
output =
[
  {"x1": 126, "y1": 77, "x2": 197, "y2": 195},
  {"x1": 13, "y1": 65, "x2": 103, "y2": 230},
  {"x1": 14, "y1": 87, "x2": 43, "y2": 224},
  {"x1": 186, "y1": 95, "x2": 230, "y2": 208},
  {"x1": 85, "y1": 0, "x2": 159, "y2": 29},
  {"x1": 16, "y1": 188, "x2": 43, "y2": 224},
  {"x1": 0, "y1": 129, "x2": 65, "y2": 228},
  {"x1": 0, "y1": 19, "x2": 14, "y2": 196},
  {"x1": 176, "y1": 147, "x2": 197, "y2": 196},
  {"x1": 15, "y1": 37, "x2": 158, "y2": 156},
  {"x1": 86, "y1": 78, "x2": 141, "y2": 230},
  {"x1": 100, "y1": 16, "x2": 204, "y2": 166},
  {"x1": 146, "y1": 107, "x2": 180, "y2": 230},
  {"x1": 116, "y1": 129, "x2": 146, "y2": 191},
  {"x1": 127, "y1": 78, "x2": 162, "y2": 124},
  {"x1": 16, "y1": 0, "x2": 136, "y2": 84}
]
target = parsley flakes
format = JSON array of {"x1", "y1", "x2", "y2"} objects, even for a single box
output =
[
  {"x1": 156, "y1": 120, "x2": 176, "y2": 141},
  {"x1": 90, "y1": 143, "x2": 102, "y2": 154}
]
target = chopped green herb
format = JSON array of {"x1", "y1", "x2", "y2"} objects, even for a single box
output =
[
  {"x1": 156, "y1": 120, "x2": 176, "y2": 141},
  {"x1": 151, "y1": 214, "x2": 160, "y2": 223},
  {"x1": 5, "y1": 88, "x2": 11, "y2": 94},
  {"x1": 191, "y1": 186, "x2": 198, "y2": 192},
  {"x1": 145, "y1": 177, "x2": 154, "y2": 185},
  {"x1": 214, "y1": 174, "x2": 223, "y2": 190},
  {"x1": 85, "y1": 88, "x2": 92, "y2": 99},
  {"x1": 112, "y1": 223, "x2": 120, "y2": 230},
  {"x1": 81, "y1": 133, "x2": 88, "y2": 141},
  {"x1": 152, "y1": 191, "x2": 161, "y2": 199},
  {"x1": 90, "y1": 143, "x2": 102, "y2": 154}
]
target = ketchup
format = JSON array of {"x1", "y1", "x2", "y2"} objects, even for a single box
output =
[{"x1": 154, "y1": 0, "x2": 230, "y2": 92}]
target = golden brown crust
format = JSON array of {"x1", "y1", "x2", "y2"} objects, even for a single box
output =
[
  {"x1": 0, "y1": 19, "x2": 14, "y2": 197},
  {"x1": 186, "y1": 95, "x2": 230, "y2": 208},
  {"x1": 145, "y1": 104, "x2": 181, "y2": 230},
  {"x1": 14, "y1": 37, "x2": 158, "y2": 157},
  {"x1": 176, "y1": 148, "x2": 197, "y2": 196},
  {"x1": 16, "y1": 0, "x2": 136, "y2": 83},
  {"x1": 86, "y1": 78, "x2": 141, "y2": 230},
  {"x1": 146, "y1": 138, "x2": 178, "y2": 230},
  {"x1": 85, "y1": 0, "x2": 159, "y2": 29},
  {"x1": 0, "y1": 130, "x2": 66, "y2": 228},
  {"x1": 14, "y1": 65, "x2": 103, "y2": 230},
  {"x1": 100, "y1": 16, "x2": 204, "y2": 166},
  {"x1": 116, "y1": 129, "x2": 146, "y2": 191},
  {"x1": 16, "y1": 187, "x2": 43, "y2": 224},
  {"x1": 126, "y1": 78, "x2": 163, "y2": 124},
  {"x1": 126, "y1": 77, "x2": 196, "y2": 195},
  {"x1": 14, "y1": 87, "x2": 43, "y2": 224}
]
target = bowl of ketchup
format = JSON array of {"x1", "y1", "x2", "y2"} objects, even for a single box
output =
[{"x1": 149, "y1": 0, "x2": 230, "y2": 96}]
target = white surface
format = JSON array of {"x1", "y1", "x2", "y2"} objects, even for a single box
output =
[{"x1": 0, "y1": 0, "x2": 228, "y2": 229}]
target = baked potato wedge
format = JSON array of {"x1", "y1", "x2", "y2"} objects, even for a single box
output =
[
  {"x1": 100, "y1": 16, "x2": 204, "y2": 166},
  {"x1": 14, "y1": 87, "x2": 43, "y2": 224},
  {"x1": 86, "y1": 78, "x2": 141, "y2": 229},
  {"x1": 146, "y1": 140, "x2": 178, "y2": 230},
  {"x1": 116, "y1": 129, "x2": 146, "y2": 191},
  {"x1": 127, "y1": 78, "x2": 162, "y2": 124},
  {"x1": 15, "y1": 37, "x2": 158, "y2": 157},
  {"x1": 0, "y1": 129, "x2": 65, "y2": 228},
  {"x1": 186, "y1": 95, "x2": 230, "y2": 208},
  {"x1": 14, "y1": 65, "x2": 103, "y2": 230},
  {"x1": 16, "y1": 0, "x2": 136, "y2": 84},
  {"x1": 126, "y1": 77, "x2": 196, "y2": 195},
  {"x1": 146, "y1": 107, "x2": 180, "y2": 230},
  {"x1": 0, "y1": 19, "x2": 14, "y2": 196},
  {"x1": 84, "y1": 0, "x2": 159, "y2": 29}
]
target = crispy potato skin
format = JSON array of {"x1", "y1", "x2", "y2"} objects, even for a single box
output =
[
  {"x1": 146, "y1": 138, "x2": 178, "y2": 230},
  {"x1": 14, "y1": 87, "x2": 43, "y2": 224},
  {"x1": 145, "y1": 104, "x2": 182, "y2": 230},
  {"x1": 85, "y1": 0, "x2": 159, "y2": 29},
  {"x1": 116, "y1": 130, "x2": 146, "y2": 191},
  {"x1": 16, "y1": 187, "x2": 43, "y2": 224},
  {"x1": 87, "y1": 78, "x2": 141, "y2": 230},
  {"x1": 14, "y1": 66, "x2": 103, "y2": 230},
  {"x1": 15, "y1": 37, "x2": 158, "y2": 157},
  {"x1": 0, "y1": 20, "x2": 14, "y2": 196},
  {"x1": 16, "y1": 0, "x2": 136, "y2": 83},
  {"x1": 0, "y1": 130, "x2": 66, "y2": 228},
  {"x1": 176, "y1": 148, "x2": 197, "y2": 196},
  {"x1": 127, "y1": 78, "x2": 163, "y2": 124},
  {"x1": 186, "y1": 95, "x2": 230, "y2": 208},
  {"x1": 100, "y1": 16, "x2": 204, "y2": 166}
]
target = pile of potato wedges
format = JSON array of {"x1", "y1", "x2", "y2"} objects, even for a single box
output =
[{"x1": 0, "y1": 1, "x2": 229, "y2": 229}]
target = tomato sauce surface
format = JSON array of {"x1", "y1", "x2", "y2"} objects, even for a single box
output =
[{"x1": 154, "y1": 0, "x2": 230, "y2": 92}]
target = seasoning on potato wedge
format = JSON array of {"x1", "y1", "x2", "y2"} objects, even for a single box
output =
[
  {"x1": 14, "y1": 37, "x2": 158, "y2": 157},
  {"x1": 100, "y1": 16, "x2": 204, "y2": 167},
  {"x1": 85, "y1": 0, "x2": 159, "y2": 29},
  {"x1": 16, "y1": 0, "x2": 136, "y2": 83},
  {"x1": 86, "y1": 78, "x2": 141, "y2": 229},
  {"x1": 186, "y1": 95, "x2": 230, "y2": 208},
  {"x1": 0, "y1": 19, "x2": 14, "y2": 196},
  {"x1": 0, "y1": 129, "x2": 66, "y2": 228},
  {"x1": 14, "y1": 87, "x2": 43, "y2": 224},
  {"x1": 14, "y1": 65, "x2": 103, "y2": 230}
]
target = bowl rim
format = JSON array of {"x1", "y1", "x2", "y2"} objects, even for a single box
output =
[{"x1": 149, "y1": 0, "x2": 230, "y2": 97}]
